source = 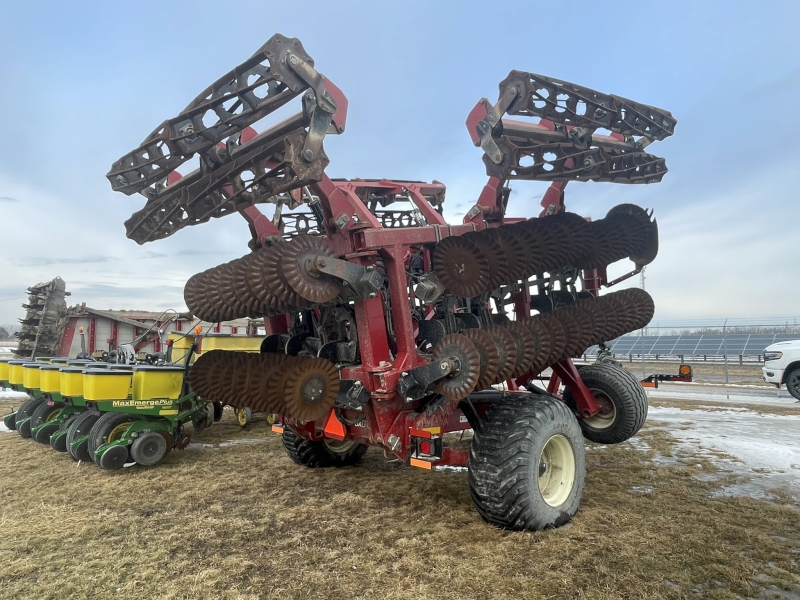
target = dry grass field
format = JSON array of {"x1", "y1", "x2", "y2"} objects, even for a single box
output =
[{"x1": 1, "y1": 396, "x2": 799, "y2": 600}]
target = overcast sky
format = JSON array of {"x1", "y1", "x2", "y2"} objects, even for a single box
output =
[{"x1": 1, "y1": 0, "x2": 798, "y2": 325}]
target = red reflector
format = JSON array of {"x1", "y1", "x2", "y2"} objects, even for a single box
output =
[{"x1": 420, "y1": 440, "x2": 431, "y2": 455}]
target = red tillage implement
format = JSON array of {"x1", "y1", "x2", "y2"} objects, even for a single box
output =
[{"x1": 108, "y1": 35, "x2": 675, "y2": 530}]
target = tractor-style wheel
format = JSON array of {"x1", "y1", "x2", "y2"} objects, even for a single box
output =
[
  {"x1": 66, "y1": 411, "x2": 102, "y2": 462},
  {"x1": 282, "y1": 426, "x2": 368, "y2": 468},
  {"x1": 785, "y1": 366, "x2": 800, "y2": 401},
  {"x1": 30, "y1": 402, "x2": 64, "y2": 444},
  {"x1": 15, "y1": 397, "x2": 46, "y2": 439},
  {"x1": 87, "y1": 413, "x2": 135, "y2": 466},
  {"x1": 130, "y1": 431, "x2": 169, "y2": 466},
  {"x1": 469, "y1": 396, "x2": 586, "y2": 531},
  {"x1": 564, "y1": 363, "x2": 648, "y2": 444}
]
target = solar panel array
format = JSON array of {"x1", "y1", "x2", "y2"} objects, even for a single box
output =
[{"x1": 584, "y1": 333, "x2": 798, "y2": 356}]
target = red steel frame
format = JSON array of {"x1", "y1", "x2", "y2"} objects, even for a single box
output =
[
  {"x1": 225, "y1": 83, "x2": 614, "y2": 468},
  {"x1": 251, "y1": 172, "x2": 605, "y2": 467}
]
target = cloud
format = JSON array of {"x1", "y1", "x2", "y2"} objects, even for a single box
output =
[
  {"x1": 0, "y1": 196, "x2": 19, "y2": 202},
  {"x1": 13, "y1": 256, "x2": 112, "y2": 267}
]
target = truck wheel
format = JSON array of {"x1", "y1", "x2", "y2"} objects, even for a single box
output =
[
  {"x1": 785, "y1": 366, "x2": 800, "y2": 400},
  {"x1": 564, "y1": 363, "x2": 648, "y2": 444},
  {"x1": 282, "y1": 427, "x2": 368, "y2": 468},
  {"x1": 87, "y1": 413, "x2": 134, "y2": 466},
  {"x1": 469, "y1": 396, "x2": 586, "y2": 531},
  {"x1": 30, "y1": 402, "x2": 63, "y2": 444},
  {"x1": 16, "y1": 397, "x2": 46, "y2": 439}
]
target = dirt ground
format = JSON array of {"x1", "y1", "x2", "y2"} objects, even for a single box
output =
[{"x1": 0, "y1": 395, "x2": 798, "y2": 600}]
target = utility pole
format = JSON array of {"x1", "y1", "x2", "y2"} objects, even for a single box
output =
[
  {"x1": 723, "y1": 318, "x2": 729, "y2": 384},
  {"x1": 640, "y1": 267, "x2": 646, "y2": 378}
]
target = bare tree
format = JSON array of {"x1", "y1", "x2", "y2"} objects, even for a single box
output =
[{"x1": 0, "y1": 323, "x2": 21, "y2": 339}]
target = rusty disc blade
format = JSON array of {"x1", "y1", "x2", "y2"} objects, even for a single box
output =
[
  {"x1": 505, "y1": 321, "x2": 537, "y2": 378},
  {"x1": 485, "y1": 324, "x2": 518, "y2": 384},
  {"x1": 606, "y1": 203, "x2": 658, "y2": 267},
  {"x1": 262, "y1": 242, "x2": 312, "y2": 309},
  {"x1": 432, "y1": 236, "x2": 490, "y2": 298},
  {"x1": 184, "y1": 271, "x2": 205, "y2": 318},
  {"x1": 522, "y1": 317, "x2": 552, "y2": 375},
  {"x1": 218, "y1": 259, "x2": 247, "y2": 319},
  {"x1": 281, "y1": 235, "x2": 342, "y2": 303},
  {"x1": 462, "y1": 328, "x2": 501, "y2": 391},
  {"x1": 432, "y1": 333, "x2": 480, "y2": 401},
  {"x1": 251, "y1": 245, "x2": 290, "y2": 313},
  {"x1": 483, "y1": 227, "x2": 528, "y2": 284},
  {"x1": 464, "y1": 232, "x2": 509, "y2": 291},
  {"x1": 281, "y1": 357, "x2": 340, "y2": 422},
  {"x1": 561, "y1": 304, "x2": 594, "y2": 358},
  {"x1": 538, "y1": 313, "x2": 568, "y2": 370}
]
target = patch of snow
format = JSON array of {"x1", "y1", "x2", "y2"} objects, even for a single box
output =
[
  {"x1": 648, "y1": 406, "x2": 800, "y2": 500},
  {"x1": 0, "y1": 421, "x2": 10, "y2": 433},
  {"x1": 184, "y1": 442, "x2": 217, "y2": 451},
  {"x1": 435, "y1": 465, "x2": 467, "y2": 473},
  {"x1": 0, "y1": 389, "x2": 29, "y2": 400},
  {"x1": 218, "y1": 438, "x2": 267, "y2": 448}
]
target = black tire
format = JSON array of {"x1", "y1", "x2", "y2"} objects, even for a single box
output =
[
  {"x1": 3, "y1": 411, "x2": 17, "y2": 430},
  {"x1": 66, "y1": 411, "x2": 102, "y2": 462},
  {"x1": 282, "y1": 427, "x2": 368, "y2": 468},
  {"x1": 29, "y1": 402, "x2": 63, "y2": 444},
  {"x1": 785, "y1": 366, "x2": 800, "y2": 401},
  {"x1": 87, "y1": 413, "x2": 135, "y2": 466},
  {"x1": 130, "y1": 431, "x2": 168, "y2": 466},
  {"x1": 564, "y1": 363, "x2": 648, "y2": 444},
  {"x1": 16, "y1": 397, "x2": 46, "y2": 439},
  {"x1": 51, "y1": 413, "x2": 80, "y2": 451},
  {"x1": 469, "y1": 395, "x2": 586, "y2": 531}
]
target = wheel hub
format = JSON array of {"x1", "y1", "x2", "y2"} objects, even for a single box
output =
[{"x1": 537, "y1": 434, "x2": 577, "y2": 508}]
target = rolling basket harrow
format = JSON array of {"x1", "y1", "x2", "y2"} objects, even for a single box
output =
[{"x1": 103, "y1": 34, "x2": 675, "y2": 529}]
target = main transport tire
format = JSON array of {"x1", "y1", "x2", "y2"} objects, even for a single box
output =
[
  {"x1": 30, "y1": 402, "x2": 64, "y2": 444},
  {"x1": 87, "y1": 413, "x2": 135, "y2": 466},
  {"x1": 67, "y1": 411, "x2": 102, "y2": 462},
  {"x1": 469, "y1": 396, "x2": 586, "y2": 531},
  {"x1": 16, "y1": 397, "x2": 46, "y2": 439},
  {"x1": 282, "y1": 427, "x2": 368, "y2": 468},
  {"x1": 564, "y1": 363, "x2": 648, "y2": 444},
  {"x1": 785, "y1": 366, "x2": 800, "y2": 401}
]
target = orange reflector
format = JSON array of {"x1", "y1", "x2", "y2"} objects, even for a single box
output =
[
  {"x1": 323, "y1": 409, "x2": 346, "y2": 441},
  {"x1": 409, "y1": 428, "x2": 432, "y2": 439},
  {"x1": 194, "y1": 325, "x2": 203, "y2": 335},
  {"x1": 641, "y1": 381, "x2": 657, "y2": 388},
  {"x1": 679, "y1": 365, "x2": 691, "y2": 376},
  {"x1": 271, "y1": 425, "x2": 284, "y2": 434},
  {"x1": 423, "y1": 427, "x2": 441, "y2": 435},
  {"x1": 410, "y1": 458, "x2": 433, "y2": 470}
]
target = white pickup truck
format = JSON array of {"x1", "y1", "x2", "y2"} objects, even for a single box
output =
[{"x1": 762, "y1": 340, "x2": 800, "y2": 401}]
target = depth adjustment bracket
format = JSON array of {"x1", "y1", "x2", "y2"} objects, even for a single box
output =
[
  {"x1": 397, "y1": 357, "x2": 455, "y2": 403},
  {"x1": 307, "y1": 256, "x2": 384, "y2": 299}
]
